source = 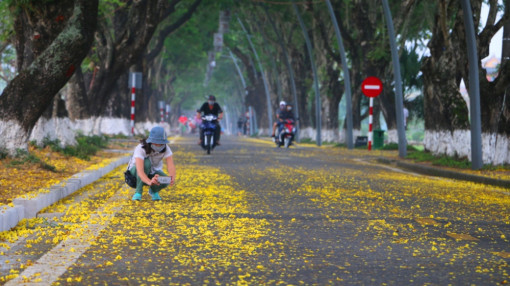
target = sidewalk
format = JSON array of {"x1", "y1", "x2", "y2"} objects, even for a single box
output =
[
  {"x1": 0, "y1": 155, "x2": 130, "y2": 232},
  {"x1": 0, "y1": 138, "x2": 140, "y2": 233},
  {"x1": 376, "y1": 157, "x2": 510, "y2": 190}
]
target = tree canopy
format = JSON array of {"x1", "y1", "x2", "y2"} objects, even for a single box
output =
[{"x1": 0, "y1": 0, "x2": 509, "y2": 165}]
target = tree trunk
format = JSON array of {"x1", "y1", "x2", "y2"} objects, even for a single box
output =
[
  {"x1": 378, "y1": 73, "x2": 398, "y2": 141},
  {"x1": 422, "y1": 55, "x2": 470, "y2": 129},
  {"x1": 231, "y1": 47, "x2": 269, "y2": 133},
  {"x1": 476, "y1": 1, "x2": 510, "y2": 164},
  {"x1": 290, "y1": 47, "x2": 312, "y2": 128},
  {"x1": 104, "y1": 74, "x2": 130, "y2": 118},
  {"x1": 64, "y1": 0, "x2": 201, "y2": 125},
  {"x1": 324, "y1": 68, "x2": 343, "y2": 130},
  {"x1": 13, "y1": 1, "x2": 75, "y2": 71},
  {"x1": 66, "y1": 67, "x2": 89, "y2": 120},
  {"x1": 318, "y1": 0, "x2": 419, "y2": 142},
  {"x1": 0, "y1": 0, "x2": 98, "y2": 154},
  {"x1": 421, "y1": 0, "x2": 510, "y2": 164},
  {"x1": 420, "y1": 1, "x2": 470, "y2": 156}
]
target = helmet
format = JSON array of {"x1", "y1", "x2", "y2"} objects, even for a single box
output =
[
  {"x1": 279, "y1": 101, "x2": 286, "y2": 106},
  {"x1": 208, "y1": 95, "x2": 216, "y2": 101}
]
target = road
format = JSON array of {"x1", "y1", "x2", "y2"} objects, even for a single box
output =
[{"x1": 1, "y1": 135, "x2": 509, "y2": 285}]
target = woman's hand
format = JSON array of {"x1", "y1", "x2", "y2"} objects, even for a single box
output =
[
  {"x1": 150, "y1": 174, "x2": 160, "y2": 186},
  {"x1": 166, "y1": 156, "x2": 176, "y2": 187}
]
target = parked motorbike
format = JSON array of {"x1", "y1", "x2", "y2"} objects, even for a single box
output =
[
  {"x1": 200, "y1": 115, "x2": 218, "y2": 154},
  {"x1": 275, "y1": 119, "x2": 296, "y2": 148}
]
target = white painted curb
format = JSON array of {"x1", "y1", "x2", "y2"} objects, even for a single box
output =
[{"x1": 0, "y1": 155, "x2": 130, "y2": 232}]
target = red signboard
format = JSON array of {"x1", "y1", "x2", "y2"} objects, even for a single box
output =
[{"x1": 361, "y1": 76, "x2": 383, "y2": 97}]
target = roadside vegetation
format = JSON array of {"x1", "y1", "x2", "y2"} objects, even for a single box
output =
[
  {"x1": 0, "y1": 135, "x2": 122, "y2": 205},
  {"x1": 379, "y1": 142, "x2": 510, "y2": 171},
  {"x1": 32, "y1": 134, "x2": 109, "y2": 160}
]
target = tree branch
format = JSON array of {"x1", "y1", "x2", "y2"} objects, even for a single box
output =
[
  {"x1": 146, "y1": 0, "x2": 202, "y2": 63},
  {"x1": 479, "y1": 11, "x2": 510, "y2": 52},
  {"x1": 0, "y1": 0, "x2": 98, "y2": 130},
  {"x1": 0, "y1": 42, "x2": 8, "y2": 54},
  {"x1": 313, "y1": 8, "x2": 341, "y2": 63},
  {"x1": 159, "y1": 0, "x2": 182, "y2": 20}
]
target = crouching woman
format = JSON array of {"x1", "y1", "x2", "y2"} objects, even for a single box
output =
[{"x1": 128, "y1": 126, "x2": 176, "y2": 201}]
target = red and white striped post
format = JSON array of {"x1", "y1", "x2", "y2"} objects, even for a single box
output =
[
  {"x1": 368, "y1": 97, "x2": 374, "y2": 150},
  {"x1": 361, "y1": 76, "x2": 383, "y2": 151},
  {"x1": 165, "y1": 104, "x2": 170, "y2": 121},
  {"x1": 130, "y1": 73, "x2": 136, "y2": 136},
  {"x1": 159, "y1": 101, "x2": 165, "y2": 124}
]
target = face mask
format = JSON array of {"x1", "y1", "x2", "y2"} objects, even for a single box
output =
[
  {"x1": 151, "y1": 144, "x2": 165, "y2": 152},
  {"x1": 208, "y1": 101, "x2": 215, "y2": 105},
  {"x1": 287, "y1": 107, "x2": 292, "y2": 111}
]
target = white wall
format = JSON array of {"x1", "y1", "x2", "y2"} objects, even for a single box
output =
[{"x1": 28, "y1": 117, "x2": 171, "y2": 146}]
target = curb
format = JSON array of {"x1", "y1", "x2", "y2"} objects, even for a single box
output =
[
  {"x1": 377, "y1": 158, "x2": 510, "y2": 189},
  {"x1": 0, "y1": 155, "x2": 130, "y2": 232}
]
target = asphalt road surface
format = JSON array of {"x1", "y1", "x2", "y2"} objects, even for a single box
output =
[{"x1": 1, "y1": 135, "x2": 509, "y2": 285}]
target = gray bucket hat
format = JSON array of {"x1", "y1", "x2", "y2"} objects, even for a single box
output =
[{"x1": 147, "y1": 126, "x2": 169, "y2": 144}]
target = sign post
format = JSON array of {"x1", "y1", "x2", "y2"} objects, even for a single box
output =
[
  {"x1": 159, "y1": 101, "x2": 165, "y2": 124},
  {"x1": 165, "y1": 104, "x2": 170, "y2": 121},
  {"x1": 361, "y1": 77, "x2": 383, "y2": 150},
  {"x1": 128, "y1": 72, "x2": 142, "y2": 136}
]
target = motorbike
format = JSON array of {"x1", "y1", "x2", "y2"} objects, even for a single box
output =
[
  {"x1": 200, "y1": 115, "x2": 218, "y2": 154},
  {"x1": 275, "y1": 119, "x2": 296, "y2": 148}
]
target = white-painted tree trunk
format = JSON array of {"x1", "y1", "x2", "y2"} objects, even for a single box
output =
[
  {"x1": 339, "y1": 129, "x2": 362, "y2": 144},
  {"x1": 1, "y1": 117, "x2": 171, "y2": 155},
  {"x1": 424, "y1": 130, "x2": 510, "y2": 165},
  {"x1": 0, "y1": 120, "x2": 30, "y2": 155},
  {"x1": 386, "y1": 129, "x2": 398, "y2": 143},
  {"x1": 30, "y1": 117, "x2": 77, "y2": 147}
]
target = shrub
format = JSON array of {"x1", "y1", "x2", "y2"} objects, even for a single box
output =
[
  {"x1": 29, "y1": 140, "x2": 38, "y2": 148},
  {"x1": 299, "y1": 138, "x2": 315, "y2": 144},
  {"x1": 379, "y1": 143, "x2": 418, "y2": 151},
  {"x1": 14, "y1": 149, "x2": 40, "y2": 163},
  {"x1": 407, "y1": 150, "x2": 471, "y2": 169},
  {"x1": 42, "y1": 137, "x2": 63, "y2": 152},
  {"x1": 62, "y1": 134, "x2": 109, "y2": 160},
  {"x1": 110, "y1": 133, "x2": 130, "y2": 139},
  {"x1": 6, "y1": 148, "x2": 58, "y2": 172},
  {"x1": 0, "y1": 147, "x2": 8, "y2": 160},
  {"x1": 40, "y1": 162, "x2": 57, "y2": 172}
]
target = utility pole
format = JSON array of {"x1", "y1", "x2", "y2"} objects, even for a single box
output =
[
  {"x1": 460, "y1": 0, "x2": 483, "y2": 169},
  {"x1": 292, "y1": 2, "x2": 322, "y2": 146},
  {"x1": 381, "y1": 0, "x2": 406, "y2": 157},
  {"x1": 502, "y1": 18, "x2": 510, "y2": 63},
  {"x1": 325, "y1": 0, "x2": 354, "y2": 149}
]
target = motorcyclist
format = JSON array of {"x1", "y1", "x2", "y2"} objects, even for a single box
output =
[
  {"x1": 197, "y1": 95, "x2": 223, "y2": 146},
  {"x1": 271, "y1": 101, "x2": 287, "y2": 138},
  {"x1": 282, "y1": 103, "x2": 295, "y2": 121},
  {"x1": 277, "y1": 103, "x2": 295, "y2": 137}
]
